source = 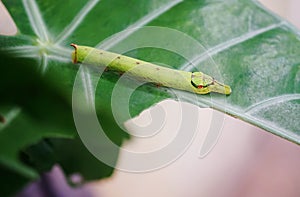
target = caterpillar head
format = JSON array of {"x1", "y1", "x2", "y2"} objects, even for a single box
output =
[{"x1": 191, "y1": 72, "x2": 231, "y2": 95}]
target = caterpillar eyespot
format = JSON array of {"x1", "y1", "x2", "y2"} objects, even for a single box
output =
[{"x1": 70, "y1": 44, "x2": 231, "y2": 95}]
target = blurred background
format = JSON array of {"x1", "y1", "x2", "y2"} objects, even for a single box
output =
[{"x1": 1, "y1": 1, "x2": 300, "y2": 197}]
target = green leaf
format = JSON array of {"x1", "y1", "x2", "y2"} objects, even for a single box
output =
[{"x1": 1, "y1": 0, "x2": 299, "y2": 195}]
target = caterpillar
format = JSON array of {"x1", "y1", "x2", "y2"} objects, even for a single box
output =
[{"x1": 71, "y1": 44, "x2": 231, "y2": 95}]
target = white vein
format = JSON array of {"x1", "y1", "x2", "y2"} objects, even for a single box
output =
[
  {"x1": 55, "y1": 0, "x2": 100, "y2": 44},
  {"x1": 22, "y1": 0, "x2": 49, "y2": 41},
  {"x1": 5, "y1": 45, "x2": 37, "y2": 50},
  {"x1": 99, "y1": 0, "x2": 183, "y2": 50},
  {"x1": 180, "y1": 22, "x2": 285, "y2": 71},
  {"x1": 80, "y1": 67, "x2": 95, "y2": 105},
  {"x1": 245, "y1": 94, "x2": 300, "y2": 114},
  {"x1": 47, "y1": 55, "x2": 71, "y2": 63},
  {"x1": 40, "y1": 53, "x2": 48, "y2": 73},
  {"x1": 48, "y1": 45, "x2": 73, "y2": 58},
  {"x1": 5, "y1": 45, "x2": 39, "y2": 57}
]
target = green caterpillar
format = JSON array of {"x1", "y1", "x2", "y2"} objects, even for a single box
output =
[{"x1": 71, "y1": 44, "x2": 231, "y2": 95}]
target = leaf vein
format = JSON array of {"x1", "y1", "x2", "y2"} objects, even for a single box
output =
[
  {"x1": 98, "y1": 0, "x2": 183, "y2": 50},
  {"x1": 245, "y1": 94, "x2": 300, "y2": 114},
  {"x1": 22, "y1": 0, "x2": 49, "y2": 41},
  {"x1": 180, "y1": 22, "x2": 285, "y2": 71},
  {"x1": 55, "y1": 0, "x2": 100, "y2": 44},
  {"x1": 80, "y1": 67, "x2": 95, "y2": 105}
]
